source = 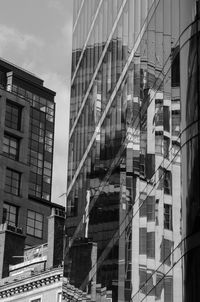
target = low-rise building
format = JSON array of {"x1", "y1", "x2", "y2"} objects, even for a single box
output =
[{"x1": 0, "y1": 207, "x2": 112, "y2": 301}]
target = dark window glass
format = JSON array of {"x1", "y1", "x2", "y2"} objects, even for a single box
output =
[
  {"x1": 3, "y1": 134, "x2": 19, "y2": 160},
  {"x1": 139, "y1": 154, "x2": 145, "y2": 177},
  {"x1": 158, "y1": 168, "x2": 172, "y2": 195},
  {"x1": 139, "y1": 228, "x2": 147, "y2": 255},
  {"x1": 5, "y1": 101, "x2": 21, "y2": 130},
  {"x1": 171, "y1": 46, "x2": 180, "y2": 87},
  {"x1": 163, "y1": 136, "x2": 170, "y2": 159},
  {"x1": 147, "y1": 196, "x2": 155, "y2": 221},
  {"x1": 139, "y1": 193, "x2": 147, "y2": 217},
  {"x1": 164, "y1": 277, "x2": 173, "y2": 302},
  {"x1": 147, "y1": 232, "x2": 155, "y2": 258},
  {"x1": 66, "y1": 192, "x2": 78, "y2": 217},
  {"x1": 163, "y1": 106, "x2": 170, "y2": 132},
  {"x1": 164, "y1": 204, "x2": 173, "y2": 230},
  {"x1": 26, "y1": 210, "x2": 43, "y2": 238},
  {"x1": 145, "y1": 154, "x2": 155, "y2": 179},
  {"x1": 164, "y1": 170, "x2": 172, "y2": 195},
  {"x1": 5, "y1": 169, "x2": 20, "y2": 196},
  {"x1": 156, "y1": 273, "x2": 164, "y2": 299},
  {"x1": 172, "y1": 110, "x2": 180, "y2": 136},
  {"x1": 2, "y1": 203, "x2": 18, "y2": 226},
  {"x1": 29, "y1": 107, "x2": 53, "y2": 201},
  {"x1": 139, "y1": 269, "x2": 147, "y2": 295},
  {"x1": 155, "y1": 133, "x2": 163, "y2": 154},
  {"x1": 160, "y1": 238, "x2": 173, "y2": 266},
  {"x1": 28, "y1": 173, "x2": 42, "y2": 199}
]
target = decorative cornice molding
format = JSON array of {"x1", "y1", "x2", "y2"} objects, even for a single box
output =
[{"x1": 0, "y1": 269, "x2": 62, "y2": 299}]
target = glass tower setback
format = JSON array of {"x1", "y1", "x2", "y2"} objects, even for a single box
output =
[{"x1": 64, "y1": 0, "x2": 200, "y2": 301}]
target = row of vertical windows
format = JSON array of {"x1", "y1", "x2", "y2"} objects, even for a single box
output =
[
  {"x1": 139, "y1": 229, "x2": 173, "y2": 261},
  {"x1": 2, "y1": 203, "x2": 44, "y2": 239},
  {"x1": 11, "y1": 84, "x2": 54, "y2": 122},
  {"x1": 4, "y1": 167, "x2": 51, "y2": 202},
  {"x1": 28, "y1": 107, "x2": 53, "y2": 201},
  {"x1": 139, "y1": 229, "x2": 155, "y2": 258},
  {"x1": 140, "y1": 196, "x2": 173, "y2": 230},
  {"x1": 3, "y1": 97, "x2": 53, "y2": 202},
  {"x1": 139, "y1": 269, "x2": 173, "y2": 299}
]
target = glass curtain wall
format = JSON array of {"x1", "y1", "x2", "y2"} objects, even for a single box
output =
[
  {"x1": 180, "y1": 0, "x2": 200, "y2": 301},
  {"x1": 65, "y1": 0, "x2": 187, "y2": 301}
]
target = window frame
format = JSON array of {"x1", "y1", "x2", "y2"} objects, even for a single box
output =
[
  {"x1": 3, "y1": 133, "x2": 20, "y2": 160},
  {"x1": 2, "y1": 202, "x2": 18, "y2": 227},
  {"x1": 26, "y1": 210, "x2": 43, "y2": 239},
  {"x1": 4, "y1": 168, "x2": 21, "y2": 196},
  {"x1": 5, "y1": 100, "x2": 22, "y2": 131},
  {"x1": 164, "y1": 204, "x2": 173, "y2": 230},
  {"x1": 29, "y1": 296, "x2": 42, "y2": 302}
]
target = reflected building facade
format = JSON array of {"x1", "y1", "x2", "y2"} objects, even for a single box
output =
[
  {"x1": 66, "y1": 0, "x2": 200, "y2": 301},
  {"x1": 180, "y1": 0, "x2": 200, "y2": 301}
]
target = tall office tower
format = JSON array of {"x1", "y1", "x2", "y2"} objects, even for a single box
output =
[
  {"x1": 66, "y1": 0, "x2": 183, "y2": 301},
  {"x1": 0, "y1": 58, "x2": 55, "y2": 259},
  {"x1": 180, "y1": 1, "x2": 200, "y2": 301}
]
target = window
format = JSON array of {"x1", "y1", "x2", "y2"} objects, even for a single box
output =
[
  {"x1": 147, "y1": 232, "x2": 155, "y2": 258},
  {"x1": 147, "y1": 196, "x2": 155, "y2": 221},
  {"x1": 57, "y1": 293, "x2": 62, "y2": 302},
  {"x1": 163, "y1": 106, "x2": 170, "y2": 132},
  {"x1": 164, "y1": 170, "x2": 172, "y2": 195},
  {"x1": 139, "y1": 192, "x2": 147, "y2": 217},
  {"x1": 171, "y1": 46, "x2": 180, "y2": 87},
  {"x1": 155, "y1": 101, "x2": 163, "y2": 126},
  {"x1": 172, "y1": 110, "x2": 180, "y2": 136},
  {"x1": 155, "y1": 132, "x2": 163, "y2": 154},
  {"x1": 163, "y1": 136, "x2": 170, "y2": 159},
  {"x1": 5, "y1": 101, "x2": 21, "y2": 130},
  {"x1": 164, "y1": 277, "x2": 173, "y2": 301},
  {"x1": 158, "y1": 167, "x2": 172, "y2": 195},
  {"x1": 30, "y1": 298, "x2": 41, "y2": 302},
  {"x1": 2, "y1": 203, "x2": 18, "y2": 226},
  {"x1": 139, "y1": 228, "x2": 147, "y2": 255},
  {"x1": 3, "y1": 134, "x2": 19, "y2": 160},
  {"x1": 164, "y1": 204, "x2": 173, "y2": 230},
  {"x1": 5, "y1": 168, "x2": 21, "y2": 195},
  {"x1": 26, "y1": 210, "x2": 43, "y2": 238},
  {"x1": 45, "y1": 130, "x2": 53, "y2": 152},
  {"x1": 160, "y1": 237, "x2": 173, "y2": 266}
]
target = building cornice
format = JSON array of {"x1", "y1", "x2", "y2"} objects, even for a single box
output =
[{"x1": 0, "y1": 268, "x2": 62, "y2": 299}]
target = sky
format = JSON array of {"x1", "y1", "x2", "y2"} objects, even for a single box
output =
[{"x1": 0, "y1": 0, "x2": 73, "y2": 206}]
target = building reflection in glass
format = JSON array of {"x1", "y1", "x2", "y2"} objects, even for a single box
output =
[
  {"x1": 180, "y1": 0, "x2": 200, "y2": 301},
  {"x1": 62, "y1": 0, "x2": 200, "y2": 301}
]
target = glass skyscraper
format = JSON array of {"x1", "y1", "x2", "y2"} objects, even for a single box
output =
[{"x1": 65, "y1": 0, "x2": 200, "y2": 301}]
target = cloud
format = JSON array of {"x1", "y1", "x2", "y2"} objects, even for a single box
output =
[
  {"x1": 0, "y1": 24, "x2": 43, "y2": 56},
  {"x1": 0, "y1": 20, "x2": 71, "y2": 208},
  {"x1": 48, "y1": 0, "x2": 64, "y2": 14},
  {"x1": 62, "y1": 20, "x2": 73, "y2": 39}
]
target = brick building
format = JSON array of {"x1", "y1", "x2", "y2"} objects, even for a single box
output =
[{"x1": 0, "y1": 58, "x2": 57, "y2": 278}]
